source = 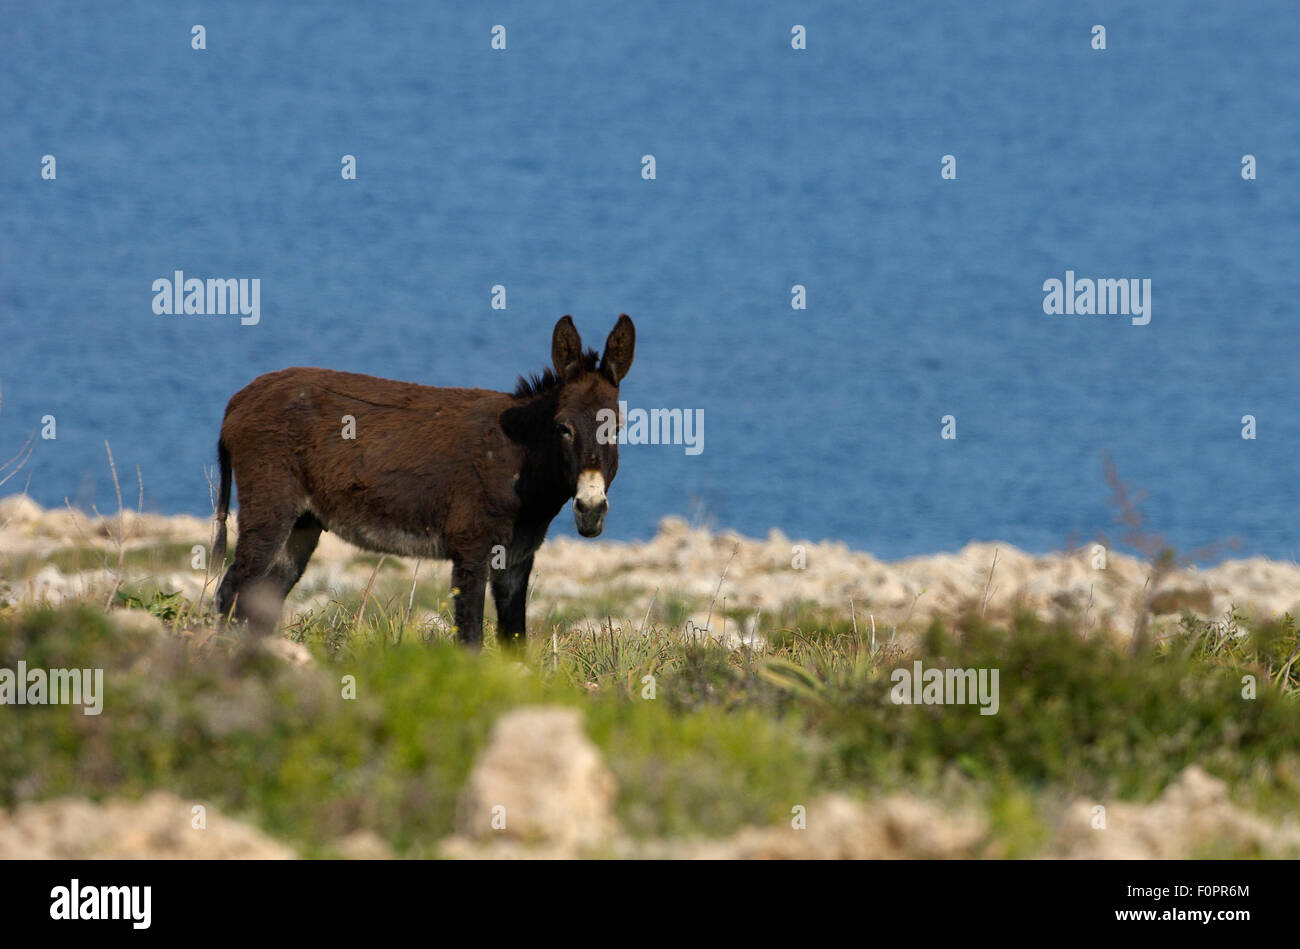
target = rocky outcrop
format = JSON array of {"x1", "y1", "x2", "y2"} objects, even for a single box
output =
[
  {"x1": 5, "y1": 495, "x2": 1299, "y2": 638},
  {"x1": 0, "y1": 791, "x2": 295, "y2": 859},
  {"x1": 441, "y1": 706, "x2": 618, "y2": 858},
  {"x1": 667, "y1": 793, "x2": 988, "y2": 860},
  {"x1": 1054, "y1": 766, "x2": 1300, "y2": 859}
]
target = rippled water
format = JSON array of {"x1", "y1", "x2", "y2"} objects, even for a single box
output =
[{"x1": 3, "y1": 1, "x2": 1299, "y2": 560}]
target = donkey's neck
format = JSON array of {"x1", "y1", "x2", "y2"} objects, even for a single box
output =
[{"x1": 500, "y1": 391, "x2": 573, "y2": 522}]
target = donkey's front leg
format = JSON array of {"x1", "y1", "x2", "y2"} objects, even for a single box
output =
[
  {"x1": 491, "y1": 552, "x2": 534, "y2": 652},
  {"x1": 450, "y1": 557, "x2": 488, "y2": 647}
]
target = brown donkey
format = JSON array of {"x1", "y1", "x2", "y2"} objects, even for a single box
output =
[{"x1": 212, "y1": 314, "x2": 635, "y2": 647}]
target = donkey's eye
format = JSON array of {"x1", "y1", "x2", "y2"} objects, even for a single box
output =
[{"x1": 557, "y1": 422, "x2": 575, "y2": 441}]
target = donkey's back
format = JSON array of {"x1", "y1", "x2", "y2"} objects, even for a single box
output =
[{"x1": 218, "y1": 364, "x2": 519, "y2": 559}]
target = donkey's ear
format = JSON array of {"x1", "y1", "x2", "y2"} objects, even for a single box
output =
[
  {"x1": 599, "y1": 314, "x2": 636, "y2": 385},
  {"x1": 551, "y1": 315, "x2": 584, "y2": 382}
]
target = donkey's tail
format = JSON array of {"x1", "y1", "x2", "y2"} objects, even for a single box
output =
[{"x1": 212, "y1": 438, "x2": 232, "y2": 567}]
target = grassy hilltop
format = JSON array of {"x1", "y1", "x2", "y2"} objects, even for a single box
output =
[{"x1": 1, "y1": 495, "x2": 1298, "y2": 858}]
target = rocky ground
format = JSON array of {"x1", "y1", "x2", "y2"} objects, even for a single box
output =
[
  {"x1": 3, "y1": 493, "x2": 1298, "y2": 859},
  {"x1": 446, "y1": 707, "x2": 1300, "y2": 860},
  {"x1": 3, "y1": 493, "x2": 1299, "y2": 640},
  {"x1": 5, "y1": 704, "x2": 1296, "y2": 859}
]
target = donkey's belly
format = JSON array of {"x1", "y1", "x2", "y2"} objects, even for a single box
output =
[{"x1": 326, "y1": 519, "x2": 448, "y2": 560}]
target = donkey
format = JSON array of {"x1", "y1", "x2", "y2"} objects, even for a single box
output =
[{"x1": 212, "y1": 314, "x2": 635, "y2": 647}]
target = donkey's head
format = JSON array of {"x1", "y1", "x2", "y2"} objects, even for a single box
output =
[{"x1": 550, "y1": 314, "x2": 636, "y2": 536}]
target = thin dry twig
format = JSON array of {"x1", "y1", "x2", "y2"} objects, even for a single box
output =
[
  {"x1": 403, "y1": 558, "x2": 421, "y2": 625},
  {"x1": 199, "y1": 462, "x2": 221, "y2": 613},
  {"x1": 703, "y1": 543, "x2": 740, "y2": 635},
  {"x1": 355, "y1": 556, "x2": 387, "y2": 628},
  {"x1": 100, "y1": 442, "x2": 142, "y2": 610},
  {"x1": 981, "y1": 547, "x2": 1000, "y2": 619},
  {"x1": 0, "y1": 432, "x2": 36, "y2": 487},
  {"x1": 637, "y1": 586, "x2": 660, "y2": 638}
]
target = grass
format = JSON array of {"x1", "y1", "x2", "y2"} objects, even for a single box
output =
[
  {"x1": 7, "y1": 441, "x2": 1292, "y2": 857},
  {"x1": 809, "y1": 613, "x2": 1299, "y2": 806},
  {"x1": 0, "y1": 586, "x2": 1296, "y2": 857}
]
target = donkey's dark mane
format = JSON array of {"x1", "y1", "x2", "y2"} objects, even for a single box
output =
[{"x1": 513, "y1": 347, "x2": 600, "y2": 399}]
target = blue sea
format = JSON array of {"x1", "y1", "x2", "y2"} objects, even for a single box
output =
[{"x1": 3, "y1": 1, "x2": 1299, "y2": 561}]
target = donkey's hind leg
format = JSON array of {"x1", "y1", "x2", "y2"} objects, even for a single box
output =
[
  {"x1": 215, "y1": 501, "x2": 301, "y2": 636},
  {"x1": 267, "y1": 512, "x2": 323, "y2": 602}
]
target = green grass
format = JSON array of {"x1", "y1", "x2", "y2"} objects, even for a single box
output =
[
  {"x1": 806, "y1": 613, "x2": 1299, "y2": 808},
  {"x1": 0, "y1": 603, "x2": 810, "y2": 853},
  {"x1": 0, "y1": 594, "x2": 1295, "y2": 857}
]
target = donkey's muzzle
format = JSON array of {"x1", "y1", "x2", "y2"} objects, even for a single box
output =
[
  {"x1": 574, "y1": 496, "x2": 608, "y2": 537},
  {"x1": 574, "y1": 469, "x2": 608, "y2": 537}
]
